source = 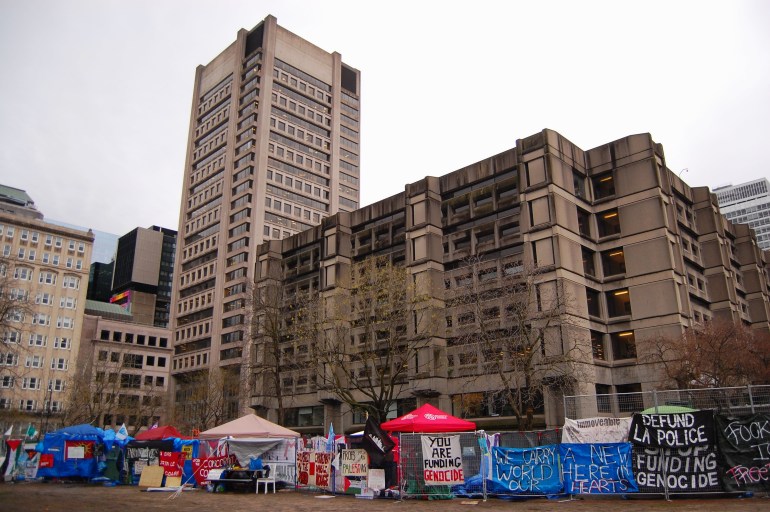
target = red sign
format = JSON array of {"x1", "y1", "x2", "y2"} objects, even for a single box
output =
[
  {"x1": 191, "y1": 454, "x2": 236, "y2": 486},
  {"x1": 39, "y1": 453, "x2": 55, "y2": 468},
  {"x1": 159, "y1": 451, "x2": 185, "y2": 477}
]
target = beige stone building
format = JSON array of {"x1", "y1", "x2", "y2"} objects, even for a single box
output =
[
  {"x1": 77, "y1": 302, "x2": 173, "y2": 434},
  {"x1": 0, "y1": 186, "x2": 93, "y2": 435},
  {"x1": 170, "y1": 15, "x2": 361, "y2": 426},
  {"x1": 249, "y1": 129, "x2": 770, "y2": 435}
]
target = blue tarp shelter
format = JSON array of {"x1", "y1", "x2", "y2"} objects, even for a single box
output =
[{"x1": 36, "y1": 424, "x2": 111, "y2": 480}]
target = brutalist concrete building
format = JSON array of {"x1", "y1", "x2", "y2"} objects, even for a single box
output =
[{"x1": 248, "y1": 129, "x2": 770, "y2": 434}]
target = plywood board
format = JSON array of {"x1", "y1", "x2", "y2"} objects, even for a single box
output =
[
  {"x1": 138, "y1": 466, "x2": 165, "y2": 487},
  {"x1": 165, "y1": 476, "x2": 182, "y2": 488}
]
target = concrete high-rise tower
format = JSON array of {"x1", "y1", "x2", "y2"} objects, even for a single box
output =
[{"x1": 170, "y1": 15, "x2": 361, "y2": 426}]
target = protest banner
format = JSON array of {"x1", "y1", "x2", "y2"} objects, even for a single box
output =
[
  {"x1": 490, "y1": 445, "x2": 561, "y2": 495},
  {"x1": 191, "y1": 454, "x2": 237, "y2": 486},
  {"x1": 632, "y1": 445, "x2": 721, "y2": 493},
  {"x1": 562, "y1": 417, "x2": 631, "y2": 443},
  {"x1": 716, "y1": 413, "x2": 770, "y2": 492},
  {"x1": 297, "y1": 451, "x2": 333, "y2": 489},
  {"x1": 159, "y1": 451, "x2": 185, "y2": 477},
  {"x1": 421, "y1": 435, "x2": 464, "y2": 486},
  {"x1": 629, "y1": 410, "x2": 715, "y2": 448},
  {"x1": 340, "y1": 449, "x2": 368, "y2": 477},
  {"x1": 560, "y1": 443, "x2": 637, "y2": 494}
]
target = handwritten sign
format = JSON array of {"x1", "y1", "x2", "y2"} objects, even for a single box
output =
[
  {"x1": 559, "y1": 443, "x2": 637, "y2": 494},
  {"x1": 421, "y1": 435, "x2": 464, "y2": 485},
  {"x1": 716, "y1": 413, "x2": 770, "y2": 492},
  {"x1": 490, "y1": 445, "x2": 561, "y2": 494},
  {"x1": 629, "y1": 411, "x2": 714, "y2": 448},
  {"x1": 562, "y1": 417, "x2": 632, "y2": 443},
  {"x1": 159, "y1": 451, "x2": 185, "y2": 477},
  {"x1": 297, "y1": 451, "x2": 332, "y2": 489},
  {"x1": 633, "y1": 445, "x2": 720, "y2": 492},
  {"x1": 341, "y1": 449, "x2": 369, "y2": 476}
]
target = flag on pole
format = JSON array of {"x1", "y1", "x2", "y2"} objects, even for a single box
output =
[
  {"x1": 363, "y1": 416, "x2": 395, "y2": 455},
  {"x1": 115, "y1": 423, "x2": 128, "y2": 441},
  {"x1": 25, "y1": 424, "x2": 36, "y2": 439},
  {"x1": 3, "y1": 426, "x2": 12, "y2": 437},
  {"x1": 325, "y1": 422, "x2": 335, "y2": 452}
]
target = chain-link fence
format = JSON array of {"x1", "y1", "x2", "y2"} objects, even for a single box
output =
[
  {"x1": 397, "y1": 429, "x2": 562, "y2": 500},
  {"x1": 564, "y1": 385, "x2": 770, "y2": 420}
]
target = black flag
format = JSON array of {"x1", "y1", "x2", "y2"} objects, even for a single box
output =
[{"x1": 363, "y1": 416, "x2": 395, "y2": 455}]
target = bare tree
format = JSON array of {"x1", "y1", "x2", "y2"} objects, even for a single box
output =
[
  {"x1": 63, "y1": 345, "x2": 167, "y2": 435},
  {"x1": 0, "y1": 256, "x2": 34, "y2": 426},
  {"x1": 172, "y1": 367, "x2": 240, "y2": 433},
  {"x1": 293, "y1": 256, "x2": 437, "y2": 423},
  {"x1": 644, "y1": 319, "x2": 763, "y2": 389},
  {"x1": 450, "y1": 256, "x2": 587, "y2": 431},
  {"x1": 247, "y1": 275, "x2": 308, "y2": 425}
]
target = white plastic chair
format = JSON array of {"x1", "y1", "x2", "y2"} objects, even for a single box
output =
[{"x1": 255, "y1": 466, "x2": 275, "y2": 494}]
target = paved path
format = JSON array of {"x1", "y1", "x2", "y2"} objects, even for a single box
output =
[{"x1": 0, "y1": 482, "x2": 767, "y2": 512}]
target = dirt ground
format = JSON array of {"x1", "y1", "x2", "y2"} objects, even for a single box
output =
[{"x1": 0, "y1": 481, "x2": 768, "y2": 512}]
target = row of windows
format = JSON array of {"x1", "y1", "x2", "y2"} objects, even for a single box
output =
[
  {"x1": 175, "y1": 322, "x2": 211, "y2": 342},
  {"x1": 0, "y1": 376, "x2": 65, "y2": 391},
  {"x1": 181, "y1": 234, "x2": 217, "y2": 262},
  {"x1": 5, "y1": 399, "x2": 63, "y2": 412},
  {"x1": 96, "y1": 350, "x2": 167, "y2": 368},
  {"x1": 9, "y1": 313, "x2": 75, "y2": 329},
  {"x1": 3, "y1": 246, "x2": 84, "y2": 269},
  {"x1": 3, "y1": 333, "x2": 71, "y2": 349},
  {"x1": 0, "y1": 226, "x2": 86, "y2": 253},
  {"x1": 97, "y1": 330, "x2": 169, "y2": 348},
  {"x1": 173, "y1": 351, "x2": 209, "y2": 371},
  {"x1": 6, "y1": 268, "x2": 79, "y2": 289},
  {"x1": 14, "y1": 355, "x2": 70, "y2": 370}
]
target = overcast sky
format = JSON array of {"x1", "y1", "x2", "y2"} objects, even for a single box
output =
[{"x1": 1, "y1": 0, "x2": 768, "y2": 236}]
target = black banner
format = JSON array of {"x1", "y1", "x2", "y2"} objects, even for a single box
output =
[
  {"x1": 632, "y1": 445, "x2": 721, "y2": 493},
  {"x1": 363, "y1": 416, "x2": 395, "y2": 455},
  {"x1": 716, "y1": 413, "x2": 770, "y2": 492},
  {"x1": 629, "y1": 410, "x2": 715, "y2": 448}
]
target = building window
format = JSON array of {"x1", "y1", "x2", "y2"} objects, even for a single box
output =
[
  {"x1": 597, "y1": 209, "x2": 621, "y2": 237},
  {"x1": 611, "y1": 331, "x2": 636, "y2": 360},
  {"x1": 577, "y1": 208, "x2": 591, "y2": 238},
  {"x1": 592, "y1": 172, "x2": 615, "y2": 199},
  {"x1": 591, "y1": 330, "x2": 606, "y2": 360},
  {"x1": 586, "y1": 288, "x2": 601, "y2": 317},
  {"x1": 606, "y1": 289, "x2": 631, "y2": 317},
  {"x1": 573, "y1": 171, "x2": 587, "y2": 199},
  {"x1": 601, "y1": 249, "x2": 626, "y2": 276},
  {"x1": 595, "y1": 384, "x2": 611, "y2": 413}
]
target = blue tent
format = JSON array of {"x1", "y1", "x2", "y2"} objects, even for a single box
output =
[{"x1": 36, "y1": 424, "x2": 107, "y2": 480}]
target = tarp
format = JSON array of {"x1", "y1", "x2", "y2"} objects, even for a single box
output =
[
  {"x1": 134, "y1": 425, "x2": 188, "y2": 441},
  {"x1": 51, "y1": 424, "x2": 105, "y2": 436},
  {"x1": 225, "y1": 438, "x2": 281, "y2": 466},
  {"x1": 199, "y1": 414, "x2": 300, "y2": 439},
  {"x1": 36, "y1": 424, "x2": 107, "y2": 479},
  {"x1": 380, "y1": 404, "x2": 476, "y2": 433}
]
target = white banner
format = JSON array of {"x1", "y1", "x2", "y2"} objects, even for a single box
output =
[
  {"x1": 421, "y1": 435, "x2": 464, "y2": 485},
  {"x1": 562, "y1": 417, "x2": 632, "y2": 444}
]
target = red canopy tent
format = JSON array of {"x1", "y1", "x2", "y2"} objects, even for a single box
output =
[
  {"x1": 380, "y1": 403, "x2": 476, "y2": 433},
  {"x1": 133, "y1": 425, "x2": 189, "y2": 441}
]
